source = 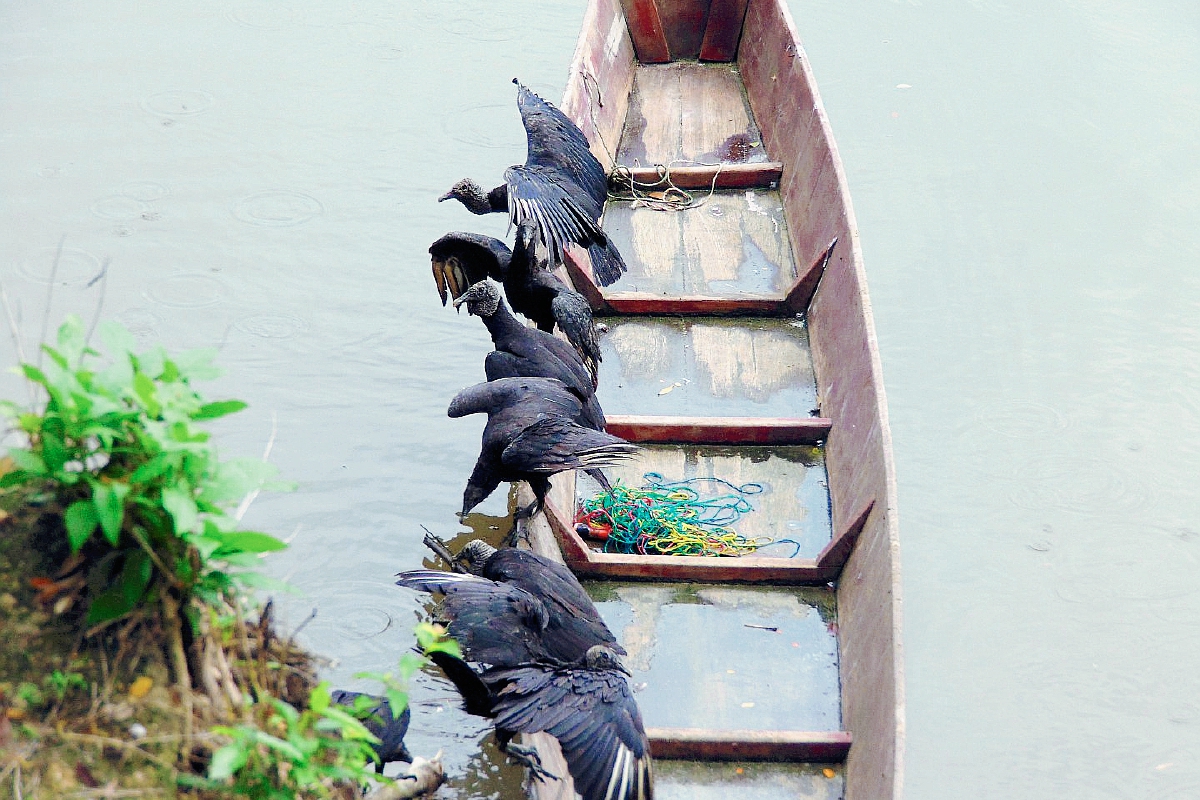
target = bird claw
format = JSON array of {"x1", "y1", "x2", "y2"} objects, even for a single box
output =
[
  {"x1": 504, "y1": 516, "x2": 532, "y2": 548},
  {"x1": 505, "y1": 743, "x2": 559, "y2": 783}
]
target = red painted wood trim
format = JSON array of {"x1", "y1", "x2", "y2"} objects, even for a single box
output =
[
  {"x1": 698, "y1": 0, "x2": 751, "y2": 61},
  {"x1": 563, "y1": 244, "x2": 611, "y2": 312},
  {"x1": 647, "y1": 727, "x2": 851, "y2": 762},
  {"x1": 601, "y1": 295, "x2": 786, "y2": 315},
  {"x1": 604, "y1": 414, "x2": 831, "y2": 445},
  {"x1": 618, "y1": 0, "x2": 672, "y2": 63},
  {"x1": 617, "y1": 161, "x2": 782, "y2": 190},
  {"x1": 816, "y1": 500, "x2": 874, "y2": 574},
  {"x1": 785, "y1": 237, "x2": 838, "y2": 313},
  {"x1": 544, "y1": 498, "x2": 837, "y2": 584}
]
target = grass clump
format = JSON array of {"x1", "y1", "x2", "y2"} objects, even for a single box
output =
[{"x1": 0, "y1": 316, "x2": 437, "y2": 798}]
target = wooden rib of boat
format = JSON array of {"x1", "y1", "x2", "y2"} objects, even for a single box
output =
[{"x1": 519, "y1": 2, "x2": 904, "y2": 799}]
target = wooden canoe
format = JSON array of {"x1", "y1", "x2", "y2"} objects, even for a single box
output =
[{"x1": 518, "y1": 2, "x2": 905, "y2": 799}]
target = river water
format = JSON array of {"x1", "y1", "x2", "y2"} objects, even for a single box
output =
[{"x1": 2, "y1": 1, "x2": 1198, "y2": 798}]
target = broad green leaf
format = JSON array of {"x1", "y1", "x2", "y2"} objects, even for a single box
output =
[
  {"x1": 192, "y1": 400, "x2": 248, "y2": 420},
  {"x1": 99, "y1": 320, "x2": 138, "y2": 360},
  {"x1": 21, "y1": 364, "x2": 48, "y2": 386},
  {"x1": 8, "y1": 449, "x2": 46, "y2": 475},
  {"x1": 129, "y1": 453, "x2": 176, "y2": 484},
  {"x1": 252, "y1": 731, "x2": 304, "y2": 761},
  {"x1": 0, "y1": 470, "x2": 33, "y2": 488},
  {"x1": 56, "y1": 315, "x2": 86, "y2": 365},
  {"x1": 200, "y1": 458, "x2": 280, "y2": 504},
  {"x1": 208, "y1": 742, "x2": 248, "y2": 781},
  {"x1": 186, "y1": 533, "x2": 223, "y2": 561},
  {"x1": 160, "y1": 358, "x2": 179, "y2": 383},
  {"x1": 309, "y1": 681, "x2": 331, "y2": 714},
  {"x1": 317, "y1": 706, "x2": 379, "y2": 742},
  {"x1": 212, "y1": 531, "x2": 287, "y2": 554},
  {"x1": 64, "y1": 501, "x2": 99, "y2": 552},
  {"x1": 132, "y1": 372, "x2": 160, "y2": 416},
  {"x1": 385, "y1": 688, "x2": 409, "y2": 719},
  {"x1": 214, "y1": 552, "x2": 261, "y2": 568},
  {"x1": 173, "y1": 347, "x2": 222, "y2": 381},
  {"x1": 162, "y1": 487, "x2": 199, "y2": 535},
  {"x1": 41, "y1": 346, "x2": 69, "y2": 371},
  {"x1": 91, "y1": 481, "x2": 130, "y2": 545}
]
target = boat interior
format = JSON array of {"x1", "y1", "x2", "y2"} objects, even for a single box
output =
[{"x1": 523, "y1": 1, "x2": 903, "y2": 798}]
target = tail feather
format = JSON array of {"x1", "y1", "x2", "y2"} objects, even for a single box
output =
[{"x1": 588, "y1": 240, "x2": 627, "y2": 288}]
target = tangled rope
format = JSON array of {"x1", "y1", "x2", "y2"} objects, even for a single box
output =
[
  {"x1": 576, "y1": 473, "x2": 771, "y2": 557},
  {"x1": 606, "y1": 162, "x2": 726, "y2": 212}
]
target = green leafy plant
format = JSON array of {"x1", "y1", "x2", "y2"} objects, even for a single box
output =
[
  {"x1": 43, "y1": 669, "x2": 88, "y2": 702},
  {"x1": 203, "y1": 681, "x2": 383, "y2": 799},
  {"x1": 0, "y1": 315, "x2": 290, "y2": 625},
  {"x1": 199, "y1": 624, "x2": 458, "y2": 797}
]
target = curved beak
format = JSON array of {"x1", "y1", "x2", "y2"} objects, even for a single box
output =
[
  {"x1": 452, "y1": 293, "x2": 469, "y2": 309},
  {"x1": 437, "y1": 191, "x2": 453, "y2": 202}
]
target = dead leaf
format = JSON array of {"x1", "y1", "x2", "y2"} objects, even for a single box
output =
[
  {"x1": 129, "y1": 676, "x2": 153, "y2": 700},
  {"x1": 657, "y1": 384, "x2": 675, "y2": 395},
  {"x1": 823, "y1": 767, "x2": 836, "y2": 779}
]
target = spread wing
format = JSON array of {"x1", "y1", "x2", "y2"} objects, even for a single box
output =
[
  {"x1": 485, "y1": 549, "x2": 624, "y2": 658},
  {"x1": 501, "y1": 417, "x2": 636, "y2": 474},
  {"x1": 395, "y1": 570, "x2": 556, "y2": 667},
  {"x1": 515, "y1": 80, "x2": 607, "y2": 203},
  {"x1": 505, "y1": 164, "x2": 608, "y2": 270},
  {"x1": 429, "y1": 232, "x2": 511, "y2": 305},
  {"x1": 488, "y1": 666, "x2": 653, "y2": 800}
]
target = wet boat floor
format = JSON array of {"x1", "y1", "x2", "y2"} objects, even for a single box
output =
[
  {"x1": 596, "y1": 316, "x2": 818, "y2": 417},
  {"x1": 586, "y1": 581, "x2": 840, "y2": 731},
  {"x1": 577, "y1": 62, "x2": 844, "y2": 798},
  {"x1": 655, "y1": 760, "x2": 844, "y2": 800}
]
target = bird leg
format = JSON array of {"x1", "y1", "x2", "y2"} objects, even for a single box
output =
[
  {"x1": 505, "y1": 486, "x2": 547, "y2": 547},
  {"x1": 498, "y1": 735, "x2": 559, "y2": 784}
]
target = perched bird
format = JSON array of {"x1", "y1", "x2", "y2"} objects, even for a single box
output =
[
  {"x1": 439, "y1": 79, "x2": 627, "y2": 287},
  {"x1": 403, "y1": 539, "x2": 624, "y2": 665},
  {"x1": 428, "y1": 230, "x2": 510, "y2": 307},
  {"x1": 330, "y1": 689, "x2": 412, "y2": 770},
  {"x1": 448, "y1": 377, "x2": 636, "y2": 532},
  {"x1": 430, "y1": 221, "x2": 603, "y2": 382},
  {"x1": 396, "y1": 546, "x2": 652, "y2": 800},
  {"x1": 454, "y1": 279, "x2": 603, "y2": 426}
]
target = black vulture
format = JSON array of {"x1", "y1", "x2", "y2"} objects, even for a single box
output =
[
  {"x1": 428, "y1": 230, "x2": 510, "y2": 307},
  {"x1": 395, "y1": 549, "x2": 652, "y2": 800},
  {"x1": 438, "y1": 79, "x2": 627, "y2": 287},
  {"x1": 453, "y1": 279, "x2": 603, "y2": 422},
  {"x1": 429, "y1": 221, "x2": 603, "y2": 381},
  {"x1": 402, "y1": 539, "x2": 624, "y2": 665},
  {"x1": 330, "y1": 689, "x2": 412, "y2": 770},
  {"x1": 448, "y1": 377, "x2": 636, "y2": 533}
]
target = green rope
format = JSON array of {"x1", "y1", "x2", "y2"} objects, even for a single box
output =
[{"x1": 577, "y1": 473, "x2": 770, "y2": 557}]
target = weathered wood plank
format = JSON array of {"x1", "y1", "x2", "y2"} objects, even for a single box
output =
[
  {"x1": 648, "y1": 727, "x2": 851, "y2": 761},
  {"x1": 616, "y1": 63, "x2": 767, "y2": 164},
  {"x1": 617, "y1": 0, "x2": 672, "y2": 63},
  {"x1": 605, "y1": 414, "x2": 831, "y2": 444},
  {"x1": 655, "y1": 0, "x2": 712, "y2": 60},
  {"x1": 616, "y1": 161, "x2": 782, "y2": 189},
  {"x1": 602, "y1": 296, "x2": 783, "y2": 314},
  {"x1": 562, "y1": 0, "x2": 636, "y2": 172},
  {"x1": 815, "y1": 500, "x2": 873, "y2": 574},
  {"x1": 739, "y1": 2, "x2": 904, "y2": 798},
  {"x1": 785, "y1": 236, "x2": 838, "y2": 313},
  {"x1": 698, "y1": 0, "x2": 750, "y2": 61}
]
